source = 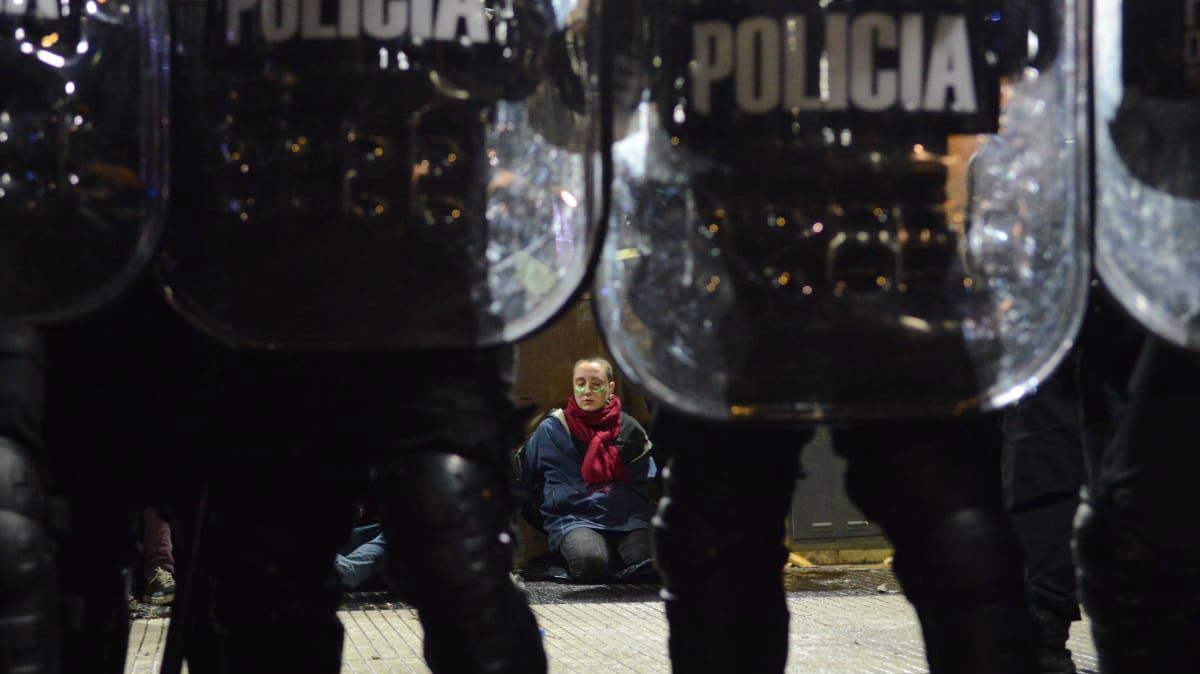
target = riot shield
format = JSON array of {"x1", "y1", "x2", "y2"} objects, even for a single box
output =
[
  {"x1": 594, "y1": 0, "x2": 1088, "y2": 420},
  {"x1": 1094, "y1": 0, "x2": 1200, "y2": 349},
  {"x1": 0, "y1": 0, "x2": 169, "y2": 321},
  {"x1": 160, "y1": 0, "x2": 601, "y2": 348}
]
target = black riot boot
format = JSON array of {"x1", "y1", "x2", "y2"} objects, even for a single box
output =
[
  {"x1": 1029, "y1": 606, "x2": 1077, "y2": 674},
  {"x1": 0, "y1": 325, "x2": 59, "y2": 674},
  {"x1": 1025, "y1": 594, "x2": 1078, "y2": 674},
  {"x1": 650, "y1": 417, "x2": 805, "y2": 674},
  {"x1": 378, "y1": 450, "x2": 545, "y2": 674}
]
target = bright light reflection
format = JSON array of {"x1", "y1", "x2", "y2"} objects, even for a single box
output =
[
  {"x1": 37, "y1": 50, "x2": 66, "y2": 68},
  {"x1": 899, "y1": 315, "x2": 932, "y2": 333}
]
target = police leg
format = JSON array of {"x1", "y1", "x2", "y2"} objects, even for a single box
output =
[
  {"x1": 1000, "y1": 367, "x2": 1085, "y2": 674},
  {"x1": 191, "y1": 461, "x2": 353, "y2": 674},
  {"x1": 0, "y1": 325, "x2": 59, "y2": 673},
  {"x1": 32, "y1": 320, "x2": 141, "y2": 674},
  {"x1": 376, "y1": 447, "x2": 545, "y2": 674},
  {"x1": 56, "y1": 500, "x2": 137, "y2": 674},
  {"x1": 372, "y1": 346, "x2": 542, "y2": 674},
  {"x1": 1074, "y1": 339, "x2": 1200, "y2": 673},
  {"x1": 837, "y1": 417, "x2": 1039, "y2": 674},
  {"x1": 651, "y1": 413, "x2": 806, "y2": 674}
]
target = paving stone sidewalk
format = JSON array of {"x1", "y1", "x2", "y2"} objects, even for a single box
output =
[{"x1": 125, "y1": 569, "x2": 1099, "y2": 673}]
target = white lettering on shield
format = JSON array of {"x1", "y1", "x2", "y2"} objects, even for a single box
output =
[
  {"x1": 691, "y1": 13, "x2": 978, "y2": 116},
  {"x1": 226, "y1": 0, "x2": 491, "y2": 45},
  {"x1": 1, "y1": 0, "x2": 61, "y2": 19}
]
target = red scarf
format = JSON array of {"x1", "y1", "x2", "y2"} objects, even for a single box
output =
[{"x1": 564, "y1": 394, "x2": 628, "y2": 486}]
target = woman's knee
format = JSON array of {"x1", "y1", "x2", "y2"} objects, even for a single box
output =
[
  {"x1": 618, "y1": 528, "x2": 653, "y2": 567},
  {"x1": 561, "y1": 529, "x2": 610, "y2": 581}
]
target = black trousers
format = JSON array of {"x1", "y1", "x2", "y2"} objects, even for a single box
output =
[
  {"x1": 652, "y1": 411, "x2": 1037, "y2": 674},
  {"x1": 1073, "y1": 307, "x2": 1200, "y2": 674},
  {"x1": 40, "y1": 280, "x2": 209, "y2": 674},
  {"x1": 1001, "y1": 365, "x2": 1085, "y2": 640}
]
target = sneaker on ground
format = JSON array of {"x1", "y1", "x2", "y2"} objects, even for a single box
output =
[{"x1": 143, "y1": 567, "x2": 176, "y2": 605}]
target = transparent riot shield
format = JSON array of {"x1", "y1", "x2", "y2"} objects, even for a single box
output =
[
  {"x1": 594, "y1": 0, "x2": 1088, "y2": 420},
  {"x1": 160, "y1": 0, "x2": 600, "y2": 348},
  {"x1": 0, "y1": 0, "x2": 169, "y2": 321},
  {"x1": 1094, "y1": 0, "x2": 1200, "y2": 349}
]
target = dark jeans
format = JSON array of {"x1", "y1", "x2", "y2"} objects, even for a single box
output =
[
  {"x1": 559, "y1": 527, "x2": 652, "y2": 582},
  {"x1": 334, "y1": 524, "x2": 386, "y2": 590}
]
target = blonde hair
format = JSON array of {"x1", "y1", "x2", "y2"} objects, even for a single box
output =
[{"x1": 573, "y1": 356, "x2": 614, "y2": 382}]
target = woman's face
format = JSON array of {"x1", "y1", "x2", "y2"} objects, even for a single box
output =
[{"x1": 572, "y1": 361, "x2": 614, "y2": 412}]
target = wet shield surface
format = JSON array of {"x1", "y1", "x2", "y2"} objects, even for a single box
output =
[
  {"x1": 1095, "y1": 0, "x2": 1200, "y2": 349},
  {"x1": 0, "y1": 0, "x2": 169, "y2": 321},
  {"x1": 594, "y1": 0, "x2": 1088, "y2": 420},
  {"x1": 161, "y1": 0, "x2": 601, "y2": 348}
]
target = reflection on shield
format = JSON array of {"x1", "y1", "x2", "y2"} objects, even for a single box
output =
[
  {"x1": 160, "y1": 0, "x2": 601, "y2": 348},
  {"x1": 0, "y1": 2, "x2": 168, "y2": 321},
  {"x1": 1095, "y1": 0, "x2": 1200, "y2": 349},
  {"x1": 594, "y1": 0, "x2": 1088, "y2": 420}
]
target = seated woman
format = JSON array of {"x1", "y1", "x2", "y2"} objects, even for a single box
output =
[{"x1": 518, "y1": 356, "x2": 657, "y2": 582}]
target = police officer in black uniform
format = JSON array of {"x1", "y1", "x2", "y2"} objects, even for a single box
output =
[
  {"x1": 1074, "y1": 1, "x2": 1200, "y2": 669},
  {"x1": 596, "y1": 1, "x2": 1077, "y2": 672},
  {"x1": 0, "y1": 0, "x2": 595, "y2": 671}
]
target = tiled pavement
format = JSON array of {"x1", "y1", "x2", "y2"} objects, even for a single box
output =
[{"x1": 125, "y1": 569, "x2": 1099, "y2": 673}]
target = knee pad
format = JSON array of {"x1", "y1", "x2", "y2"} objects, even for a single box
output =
[
  {"x1": 0, "y1": 325, "x2": 43, "y2": 359},
  {"x1": 1074, "y1": 493, "x2": 1200, "y2": 672},
  {"x1": 887, "y1": 509, "x2": 1038, "y2": 674},
  {"x1": 379, "y1": 451, "x2": 546, "y2": 674},
  {"x1": 652, "y1": 470, "x2": 792, "y2": 674},
  {"x1": 917, "y1": 509, "x2": 1027, "y2": 606},
  {"x1": 378, "y1": 451, "x2": 517, "y2": 610},
  {"x1": 0, "y1": 325, "x2": 45, "y2": 453},
  {"x1": 0, "y1": 437, "x2": 59, "y2": 674},
  {"x1": 0, "y1": 436, "x2": 46, "y2": 524},
  {"x1": 653, "y1": 465, "x2": 789, "y2": 585},
  {"x1": 0, "y1": 438, "x2": 53, "y2": 599}
]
